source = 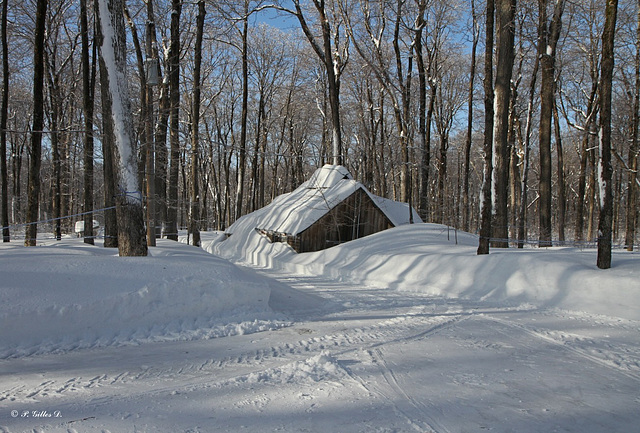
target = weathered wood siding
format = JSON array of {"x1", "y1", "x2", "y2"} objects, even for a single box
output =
[{"x1": 288, "y1": 188, "x2": 394, "y2": 253}]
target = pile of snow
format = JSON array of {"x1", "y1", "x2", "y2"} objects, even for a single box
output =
[
  {"x1": 243, "y1": 351, "x2": 346, "y2": 385},
  {"x1": 204, "y1": 221, "x2": 640, "y2": 321},
  {"x1": 0, "y1": 238, "x2": 281, "y2": 358}
]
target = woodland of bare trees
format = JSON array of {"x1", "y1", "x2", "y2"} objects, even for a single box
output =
[{"x1": 0, "y1": 0, "x2": 638, "y2": 264}]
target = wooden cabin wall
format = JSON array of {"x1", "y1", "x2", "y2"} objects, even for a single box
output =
[{"x1": 293, "y1": 189, "x2": 393, "y2": 253}]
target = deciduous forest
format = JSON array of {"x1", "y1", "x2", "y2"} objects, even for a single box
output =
[{"x1": 0, "y1": 0, "x2": 637, "y2": 266}]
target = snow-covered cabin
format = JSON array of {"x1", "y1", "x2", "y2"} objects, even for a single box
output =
[{"x1": 241, "y1": 165, "x2": 421, "y2": 253}]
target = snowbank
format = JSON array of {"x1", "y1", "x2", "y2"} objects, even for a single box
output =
[
  {"x1": 204, "y1": 221, "x2": 640, "y2": 321},
  {"x1": 0, "y1": 239, "x2": 277, "y2": 358}
]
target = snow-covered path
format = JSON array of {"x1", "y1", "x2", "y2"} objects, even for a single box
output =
[{"x1": 2, "y1": 264, "x2": 639, "y2": 433}]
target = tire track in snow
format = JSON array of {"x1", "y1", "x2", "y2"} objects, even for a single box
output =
[
  {"x1": 482, "y1": 314, "x2": 640, "y2": 381},
  {"x1": 333, "y1": 316, "x2": 471, "y2": 433},
  {"x1": 367, "y1": 347, "x2": 448, "y2": 433},
  {"x1": 0, "y1": 310, "x2": 460, "y2": 404}
]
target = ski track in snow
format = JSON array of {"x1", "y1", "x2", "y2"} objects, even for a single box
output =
[{"x1": 2, "y1": 265, "x2": 640, "y2": 432}]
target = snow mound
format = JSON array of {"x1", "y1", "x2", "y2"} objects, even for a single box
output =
[
  {"x1": 204, "y1": 222, "x2": 640, "y2": 321},
  {"x1": 0, "y1": 239, "x2": 280, "y2": 358},
  {"x1": 245, "y1": 351, "x2": 346, "y2": 384}
]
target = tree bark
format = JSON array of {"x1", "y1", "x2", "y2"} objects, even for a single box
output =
[
  {"x1": 44, "y1": 48, "x2": 62, "y2": 241},
  {"x1": 492, "y1": 0, "x2": 516, "y2": 248},
  {"x1": 99, "y1": 63, "x2": 118, "y2": 249},
  {"x1": 477, "y1": 0, "x2": 494, "y2": 255},
  {"x1": 1, "y1": 0, "x2": 9, "y2": 242},
  {"x1": 393, "y1": 0, "x2": 412, "y2": 205},
  {"x1": 24, "y1": 0, "x2": 47, "y2": 246},
  {"x1": 538, "y1": 0, "x2": 565, "y2": 247},
  {"x1": 96, "y1": 0, "x2": 147, "y2": 256},
  {"x1": 235, "y1": 2, "x2": 249, "y2": 221},
  {"x1": 626, "y1": 0, "x2": 640, "y2": 251},
  {"x1": 415, "y1": 1, "x2": 429, "y2": 221},
  {"x1": 554, "y1": 96, "x2": 565, "y2": 244},
  {"x1": 190, "y1": 0, "x2": 205, "y2": 247},
  {"x1": 574, "y1": 85, "x2": 598, "y2": 244},
  {"x1": 166, "y1": 0, "x2": 181, "y2": 241},
  {"x1": 463, "y1": 0, "x2": 479, "y2": 232},
  {"x1": 145, "y1": 0, "x2": 158, "y2": 246},
  {"x1": 155, "y1": 63, "x2": 169, "y2": 240},
  {"x1": 81, "y1": 0, "x2": 95, "y2": 246},
  {"x1": 597, "y1": 0, "x2": 618, "y2": 269}
]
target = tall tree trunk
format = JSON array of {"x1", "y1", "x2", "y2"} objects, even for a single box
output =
[
  {"x1": 289, "y1": 0, "x2": 344, "y2": 165},
  {"x1": 190, "y1": 0, "x2": 205, "y2": 247},
  {"x1": 144, "y1": 0, "x2": 158, "y2": 247},
  {"x1": 574, "y1": 85, "x2": 598, "y2": 244},
  {"x1": 96, "y1": 0, "x2": 147, "y2": 256},
  {"x1": 166, "y1": 0, "x2": 181, "y2": 241},
  {"x1": 538, "y1": 0, "x2": 565, "y2": 247},
  {"x1": 597, "y1": 0, "x2": 618, "y2": 269},
  {"x1": 43, "y1": 34, "x2": 64, "y2": 241},
  {"x1": 463, "y1": 0, "x2": 479, "y2": 232},
  {"x1": 1, "y1": 0, "x2": 9, "y2": 242},
  {"x1": 125, "y1": 1, "x2": 156, "y2": 247},
  {"x1": 81, "y1": 0, "x2": 95, "y2": 246},
  {"x1": 155, "y1": 72, "x2": 169, "y2": 239},
  {"x1": 436, "y1": 132, "x2": 448, "y2": 225},
  {"x1": 492, "y1": 0, "x2": 516, "y2": 248},
  {"x1": 587, "y1": 149, "x2": 597, "y2": 241},
  {"x1": 44, "y1": 56, "x2": 61, "y2": 241},
  {"x1": 415, "y1": 1, "x2": 429, "y2": 221},
  {"x1": 517, "y1": 51, "x2": 539, "y2": 248},
  {"x1": 235, "y1": 4, "x2": 249, "y2": 221},
  {"x1": 477, "y1": 0, "x2": 494, "y2": 255},
  {"x1": 100, "y1": 63, "x2": 118, "y2": 249},
  {"x1": 251, "y1": 92, "x2": 265, "y2": 212},
  {"x1": 45, "y1": 57, "x2": 62, "y2": 241},
  {"x1": 393, "y1": 0, "x2": 412, "y2": 204},
  {"x1": 24, "y1": 0, "x2": 47, "y2": 246},
  {"x1": 554, "y1": 97, "x2": 565, "y2": 244},
  {"x1": 626, "y1": 0, "x2": 640, "y2": 251}
]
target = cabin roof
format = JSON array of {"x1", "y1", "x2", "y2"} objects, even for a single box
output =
[{"x1": 253, "y1": 165, "x2": 420, "y2": 236}]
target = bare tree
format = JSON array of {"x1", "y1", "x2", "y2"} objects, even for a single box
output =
[
  {"x1": 491, "y1": 0, "x2": 517, "y2": 248},
  {"x1": 517, "y1": 46, "x2": 539, "y2": 248},
  {"x1": 477, "y1": 0, "x2": 494, "y2": 255},
  {"x1": 235, "y1": 0, "x2": 250, "y2": 221},
  {"x1": 414, "y1": 0, "x2": 429, "y2": 220},
  {"x1": 344, "y1": 0, "x2": 425, "y2": 204},
  {"x1": 1, "y1": 0, "x2": 9, "y2": 242},
  {"x1": 626, "y1": 0, "x2": 640, "y2": 251},
  {"x1": 597, "y1": 0, "x2": 618, "y2": 269},
  {"x1": 189, "y1": 0, "x2": 205, "y2": 247},
  {"x1": 166, "y1": 0, "x2": 181, "y2": 241},
  {"x1": 144, "y1": 0, "x2": 157, "y2": 247},
  {"x1": 553, "y1": 93, "x2": 565, "y2": 243},
  {"x1": 462, "y1": 0, "x2": 479, "y2": 232},
  {"x1": 95, "y1": 0, "x2": 147, "y2": 256},
  {"x1": 248, "y1": 25, "x2": 288, "y2": 212},
  {"x1": 100, "y1": 63, "x2": 119, "y2": 249},
  {"x1": 277, "y1": 0, "x2": 348, "y2": 166},
  {"x1": 80, "y1": 0, "x2": 95, "y2": 246},
  {"x1": 24, "y1": 0, "x2": 47, "y2": 247},
  {"x1": 560, "y1": 1, "x2": 600, "y2": 245},
  {"x1": 538, "y1": 0, "x2": 566, "y2": 247}
]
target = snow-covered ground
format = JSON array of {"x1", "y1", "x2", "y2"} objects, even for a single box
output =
[{"x1": 1, "y1": 224, "x2": 639, "y2": 432}]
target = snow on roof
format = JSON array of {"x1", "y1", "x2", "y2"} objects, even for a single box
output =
[
  {"x1": 253, "y1": 164, "x2": 421, "y2": 236},
  {"x1": 371, "y1": 195, "x2": 421, "y2": 227},
  {"x1": 304, "y1": 164, "x2": 353, "y2": 188}
]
